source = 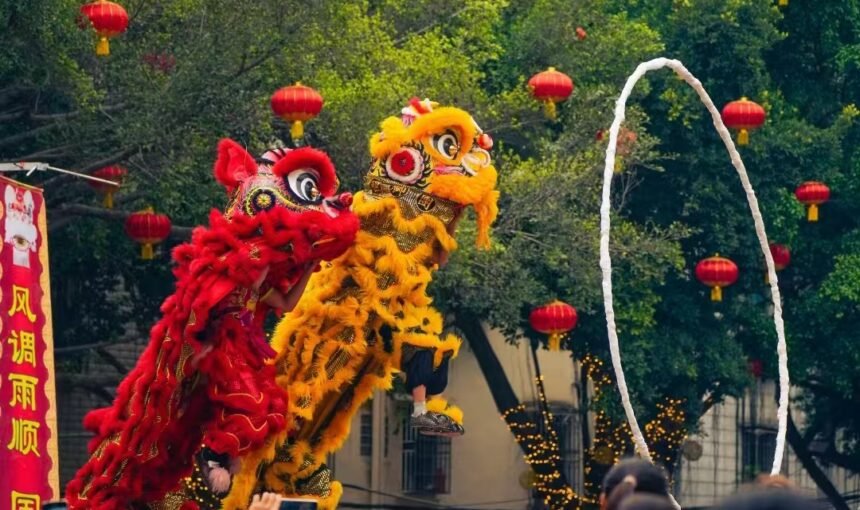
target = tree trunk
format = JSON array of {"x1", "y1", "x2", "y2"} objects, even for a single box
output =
[
  {"x1": 786, "y1": 412, "x2": 849, "y2": 510},
  {"x1": 454, "y1": 313, "x2": 578, "y2": 509}
]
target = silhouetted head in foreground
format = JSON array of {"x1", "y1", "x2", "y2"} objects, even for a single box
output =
[
  {"x1": 601, "y1": 458, "x2": 670, "y2": 510},
  {"x1": 618, "y1": 494, "x2": 676, "y2": 510},
  {"x1": 716, "y1": 485, "x2": 823, "y2": 510}
]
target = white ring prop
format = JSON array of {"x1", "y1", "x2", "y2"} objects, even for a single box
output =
[{"x1": 599, "y1": 58, "x2": 789, "y2": 497}]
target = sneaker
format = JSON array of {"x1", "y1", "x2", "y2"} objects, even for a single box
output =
[{"x1": 410, "y1": 411, "x2": 465, "y2": 437}]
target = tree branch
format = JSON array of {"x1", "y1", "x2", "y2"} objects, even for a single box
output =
[
  {"x1": 786, "y1": 412, "x2": 849, "y2": 510},
  {"x1": 0, "y1": 107, "x2": 26, "y2": 121},
  {"x1": 392, "y1": 5, "x2": 471, "y2": 45},
  {"x1": 76, "y1": 384, "x2": 115, "y2": 406},
  {"x1": 48, "y1": 203, "x2": 194, "y2": 239},
  {"x1": 816, "y1": 443, "x2": 860, "y2": 473},
  {"x1": 0, "y1": 122, "x2": 62, "y2": 149},
  {"x1": 94, "y1": 347, "x2": 130, "y2": 375},
  {"x1": 57, "y1": 373, "x2": 123, "y2": 387}
]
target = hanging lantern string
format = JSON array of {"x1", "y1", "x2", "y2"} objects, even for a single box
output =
[{"x1": 598, "y1": 58, "x2": 789, "y2": 509}]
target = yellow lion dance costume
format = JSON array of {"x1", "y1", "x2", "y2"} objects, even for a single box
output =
[{"x1": 222, "y1": 99, "x2": 499, "y2": 510}]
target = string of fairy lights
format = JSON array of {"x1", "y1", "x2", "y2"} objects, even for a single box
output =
[
  {"x1": 581, "y1": 354, "x2": 688, "y2": 499},
  {"x1": 501, "y1": 375, "x2": 584, "y2": 509},
  {"x1": 502, "y1": 353, "x2": 689, "y2": 508}
]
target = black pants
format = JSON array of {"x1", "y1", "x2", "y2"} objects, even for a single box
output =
[{"x1": 404, "y1": 350, "x2": 450, "y2": 395}]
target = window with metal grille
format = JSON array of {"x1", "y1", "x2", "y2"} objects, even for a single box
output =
[
  {"x1": 360, "y1": 409, "x2": 373, "y2": 457},
  {"x1": 740, "y1": 427, "x2": 777, "y2": 482},
  {"x1": 401, "y1": 418, "x2": 452, "y2": 494},
  {"x1": 525, "y1": 403, "x2": 583, "y2": 492}
]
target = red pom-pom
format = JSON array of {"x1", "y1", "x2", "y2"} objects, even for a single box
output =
[{"x1": 389, "y1": 149, "x2": 416, "y2": 176}]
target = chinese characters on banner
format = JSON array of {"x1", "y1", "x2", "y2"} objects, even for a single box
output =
[{"x1": 0, "y1": 177, "x2": 60, "y2": 509}]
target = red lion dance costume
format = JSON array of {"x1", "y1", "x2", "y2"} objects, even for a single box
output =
[{"x1": 66, "y1": 139, "x2": 359, "y2": 510}]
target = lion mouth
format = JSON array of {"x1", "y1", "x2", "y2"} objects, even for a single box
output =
[
  {"x1": 434, "y1": 165, "x2": 475, "y2": 177},
  {"x1": 312, "y1": 236, "x2": 338, "y2": 248}
]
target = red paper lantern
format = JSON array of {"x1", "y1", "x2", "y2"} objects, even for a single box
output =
[
  {"x1": 125, "y1": 207, "x2": 171, "y2": 260},
  {"x1": 79, "y1": 0, "x2": 129, "y2": 56},
  {"x1": 748, "y1": 359, "x2": 763, "y2": 378},
  {"x1": 695, "y1": 255, "x2": 739, "y2": 302},
  {"x1": 528, "y1": 67, "x2": 574, "y2": 121},
  {"x1": 596, "y1": 128, "x2": 637, "y2": 173},
  {"x1": 721, "y1": 97, "x2": 765, "y2": 146},
  {"x1": 143, "y1": 52, "x2": 176, "y2": 73},
  {"x1": 271, "y1": 83, "x2": 324, "y2": 143},
  {"x1": 765, "y1": 243, "x2": 790, "y2": 283},
  {"x1": 89, "y1": 165, "x2": 126, "y2": 209},
  {"x1": 576, "y1": 27, "x2": 587, "y2": 40},
  {"x1": 529, "y1": 300, "x2": 578, "y2": 351},
  {"x1": 795, "y1": 181, "x2": 830, "y2": 222},
  {"x1": 769, "y1": 243, "x2": 791, "y2": 271}
]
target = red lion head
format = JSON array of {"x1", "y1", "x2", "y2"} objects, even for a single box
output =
[{"x1": 174, "y1": 139, "x2": 359, "y2": 290}]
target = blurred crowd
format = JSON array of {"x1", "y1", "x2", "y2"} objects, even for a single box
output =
[
  {"x1": 599, "y1": 458, "x2": 821, "y2": 510},
  {"x1": 43, "y1": 458, "x2": 824, "y2": 510}
]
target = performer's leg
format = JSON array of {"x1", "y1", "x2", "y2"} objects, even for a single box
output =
[
  {"x1": 405, "y1": 350, "x2": 434, "y2": 418},
  {"x1": 427, "y1": 356, "x2": 450, "y2": 397},
  {"x1": 412, "y1": 384, "x2": 427, "y2": 416},
  {"x1": 406, "y1": 352, "x2": 462, "y2": 436}
]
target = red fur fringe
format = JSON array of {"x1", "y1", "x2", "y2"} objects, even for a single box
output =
[{"x1": 66, "y1": 206, "x2": 357, "y2": 510}]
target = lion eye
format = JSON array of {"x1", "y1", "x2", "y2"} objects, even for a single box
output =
[
  {"x1": 432, "y1": 131, "x2": 460, "y2": 158},
  {"x1": 286, "y1": 169, "x2": 322, "y2": 204}
]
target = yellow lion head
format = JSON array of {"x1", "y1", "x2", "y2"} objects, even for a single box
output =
[{"x1": 368, "y1": 98, "x2": 500, "y2": 249}]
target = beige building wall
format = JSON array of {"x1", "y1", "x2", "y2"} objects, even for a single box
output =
[
  {"x1": 328, "y1": 326, "x2": 860, "y2": 509},
  {"x1": 330, "y1": 325, "x2": 582, "y2": 509}
]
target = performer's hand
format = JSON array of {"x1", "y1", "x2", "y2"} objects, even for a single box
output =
[
  {"x1": 248, "y1": 492, "x2": 283, "y2": 510},
  {"x1": 264, "y1": 261, "x2": 320, "y2": 312},
  {"x1": 207, "y1": 466, "x2": 232, "y2": 495}
]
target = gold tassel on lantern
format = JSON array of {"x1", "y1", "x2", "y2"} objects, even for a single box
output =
[
  {"x1": 807, "y1": 204, "x2": 819, "y2": 222},
  {"x1": 548, "y1": 332, "x2": 562, "y2": 351},
  {"x1": 711, "y1": 286, "x2": 723, "y2": 302},
  {"x1": 290, "y1": 120, "x2": 305, "y2": 142},
  {"x1": 543, "y1": 100, "x2": 557, "y2": 121},
  {"x1": 779, "y1": 0, "x2": 788, "y2": 6},
  {"x1": 96, "y1": 36, "x2": 110, "y2": 56},
  {"x1": 103, "y1": 192, "x2": 114, "y2": 209},
  {"x1": 737, "y1": 129, "x2": 749, "y2": 146},
  {"x1": 141, "y1": 243, "x2": 154, "y2": 260}
]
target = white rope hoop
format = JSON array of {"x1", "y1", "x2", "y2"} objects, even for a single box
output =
[{"x1": 599, "y1": 58, "x2": 790, "y2": 504}]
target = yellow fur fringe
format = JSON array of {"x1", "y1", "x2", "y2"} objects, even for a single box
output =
[
  {"x1": 370, "y1": 108, "x2": 477, "y2": 161},
  {"x1": 227, "y1": 105, "x2": 499, "y2": 507},
  {"x1": 427, "y1": 397, "x2": 464, "y2": 425}
]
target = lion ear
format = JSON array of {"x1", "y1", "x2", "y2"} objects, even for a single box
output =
[{"x1": 213, "y1": 139, "x2": 257, "y2": 193}]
